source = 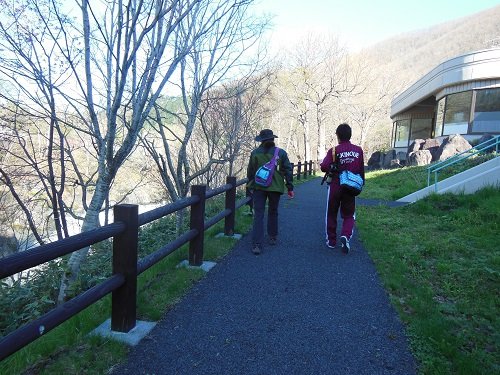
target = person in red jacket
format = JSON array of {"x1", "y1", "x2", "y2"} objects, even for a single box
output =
[{"x1": 320, "y1": 123, "x2": 365, "y2": 254}]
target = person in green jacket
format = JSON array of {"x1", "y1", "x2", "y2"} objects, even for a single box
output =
[{"x1": 247, "y1": 129, "x2": 294, "y2": 255}]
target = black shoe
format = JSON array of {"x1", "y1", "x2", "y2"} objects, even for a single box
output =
[{"x1": 340, "y1": 236, "x2": 350, "y2": 254}]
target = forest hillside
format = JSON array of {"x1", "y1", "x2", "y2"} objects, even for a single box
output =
[{"x1": 361, "y1": 5, "x2": 500, "y2": 93}]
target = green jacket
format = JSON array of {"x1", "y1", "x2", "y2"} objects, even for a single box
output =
[{"x1": 247, "y1": 144, "x2": 294, "y2": 194}]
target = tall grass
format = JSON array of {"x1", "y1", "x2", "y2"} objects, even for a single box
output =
[{"x1": 358, "y1": 165, "x2": 500, "y2": 374}]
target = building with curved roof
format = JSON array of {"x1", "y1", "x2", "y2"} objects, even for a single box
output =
[{"x1": 390, "y1": 47, "x2": 500, "y2": 154}]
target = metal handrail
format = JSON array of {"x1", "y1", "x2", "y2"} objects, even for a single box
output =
[{"x1": 427, "y1": 135, "x2": 500, "y2": 191}]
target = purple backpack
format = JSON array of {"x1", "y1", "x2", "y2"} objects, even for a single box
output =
[{"x1": 255, "y1": 147, "x2": 280, "y2": 187}]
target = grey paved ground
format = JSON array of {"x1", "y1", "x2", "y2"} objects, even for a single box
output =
[{"x1": 112, "y1": 177, "x2": 416, "y2": 375}]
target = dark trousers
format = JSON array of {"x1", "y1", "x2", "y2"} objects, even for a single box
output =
[
  {"x1": 325, "y1": 184, "x2": 356, "y2": 245},
  {"x1": 252, "y1": 189, "x2": 281, "y2": 246}
]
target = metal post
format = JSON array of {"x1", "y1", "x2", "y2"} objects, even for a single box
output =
[
  {"x1": 112, "y1": 204, "x2": 138, "y2": 333},
  {"x1": 189, "y1": 185, "x2": 206, "y2": 266},
  {"x1": 224, "y1": 177, "x2": 236, "y2": 236}
]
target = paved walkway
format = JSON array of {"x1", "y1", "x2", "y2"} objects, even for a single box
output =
[{"x1": 112, "y1": 178, "x2": 416, "y2": 375}]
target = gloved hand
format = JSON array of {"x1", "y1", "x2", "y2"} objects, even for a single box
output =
[{"x1": 287, "y1": 190, "x2": 294, "y2": 199}]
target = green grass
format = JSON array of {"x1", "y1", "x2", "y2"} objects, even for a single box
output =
[
  {"x1": 1, "y1": 175, "x2": 315, "y2": 374},
  {"x1": 358, "y1": 166, "x2": 500, "y2": 374}
]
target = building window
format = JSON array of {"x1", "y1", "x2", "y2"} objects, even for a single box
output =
[
  {"x1": 410, "y1": 118, "x2": 433, "y2": 140},
  {"x1": 443, "y1": 91, "x2": 472, "y2": 135},
  {"x1": 472, "y1": 88, "x2": 500, "y2": 133},
  {"x1": 394, "y1": 119, "x2": 410, "y2": 147}
]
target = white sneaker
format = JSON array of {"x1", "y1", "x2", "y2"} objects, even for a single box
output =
[{"x1": 340, "y1": 236, "x2": 350, "y2": 254}]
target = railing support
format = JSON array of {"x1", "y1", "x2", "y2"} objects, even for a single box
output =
[
  {"x1": 189, "y1": 185, "x2": 206, "y2": 266},
  {"x1": 224, "y1": 177, "x2": 236, "y2": 236},
  {"x1": 303, "y1": 162, "x2": 308, "y2": 179},
  {"x1": 297, "y1": 161, "x2": 302, "y2": 180},
  {"x1": 111, "y1": 204, "x2": 138, "y2": 333},
  {"x1": 290, "y1": 162, "x2": 295, "y2": 181}
]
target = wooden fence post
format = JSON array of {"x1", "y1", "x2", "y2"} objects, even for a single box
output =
[
  {"x1": 189, "y1": 185, "x2": 206, "y2": 266},
  {"x1": 112, "y1": 204, "x2": 138, "y2": 333},
  {"x1": 290, "y1": 162, "x2": 295, "y2": 181},
  {"x1": 303, "y1": 161, "x2": 308, "y2": 179},
  {"x1": 309, "y1": 161, "x2": 313, "y2": 176},
  {"x1": 297, "y1": 161, "x2": 302, "y2": 180},
  {"x1": 224, "y1": 176, "x2": 236, "y2": 236}
]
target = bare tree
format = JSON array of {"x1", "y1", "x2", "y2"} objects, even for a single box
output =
[
  {"x1": 140, "y1": 0, "x2": 268, "y2": 222},
  {"x1": 0, "y1": 0, "x2": 211, "y2": 302},
  {"x1": 279, "y1": 34, "x2": 363, "y2": 162},
  {"x1": 197, "y1": 71, "x2": 275, "y2": 184}
]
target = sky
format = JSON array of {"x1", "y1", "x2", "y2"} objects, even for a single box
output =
[{"x1": 252, "y1": 0, "x2": 500, "y2": 50}]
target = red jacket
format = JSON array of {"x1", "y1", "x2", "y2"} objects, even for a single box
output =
[{"x1": 320, "y1": 141, "x2": 365, "y2": 182}]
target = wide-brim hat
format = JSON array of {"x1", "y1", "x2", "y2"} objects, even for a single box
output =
[{"x1": 255, "y1": 129, "x2": 278, "y2": 142}]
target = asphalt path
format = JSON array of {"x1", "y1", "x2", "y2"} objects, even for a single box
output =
[{"x1": 112, "y1": 177, "x2": 416, "y2": 375}]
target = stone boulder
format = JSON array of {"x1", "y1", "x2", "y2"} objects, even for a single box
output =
[
  {"x1": 421, "y1": 138, "x2": 442, "y2": 161},
  {"x1": 367, "y1": 151, "x2": 382, "y2": 170},
  {"x1": 397, "y1": 152, "x2": 407, "y2": 166},
  {"x1": 389, "y1": 159, "x2": 403, "y2": 168},
  {"x1": 407, "y1": 139, "x2": 425, "y2": 154},
  {"x1": 435, "y1": 134, "x2": 471, "y2": 162},
  {"x1": 382, "y1": 149, "x2": 397, "y2": 169},
  {"x1": 407, "y1": 150, "x2": 432, "y2": 166}
]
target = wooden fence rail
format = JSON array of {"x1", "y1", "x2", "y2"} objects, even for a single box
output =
[
  {"x1": 0, "y1": 161, "x2": 316, "y2": 361},
  {"x1": 291, "y1": 160, "x2": 315, "y2": 181}
]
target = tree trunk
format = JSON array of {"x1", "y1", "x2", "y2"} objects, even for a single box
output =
[{"x1": 57, "y1": 176, "x2": 108, "y2": 304}]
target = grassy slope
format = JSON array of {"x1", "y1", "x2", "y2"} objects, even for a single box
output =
[{"x1": 357, "y1": 166, "x2": 500, "y2": 374}]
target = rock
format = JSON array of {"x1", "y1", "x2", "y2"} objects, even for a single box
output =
[
  {"x1": 422, "y1": 138, "x2": 442, "y2": 150},
  {"x1": 389, "y1": 159, "x2": 402, "y2": 168},
  {"x1": 367, "y1": 151, "x2": 382, "y2": 169},
  {"x1": 408, "y1": 150, "x2": 432, "y2": 166},
  {"x1": 421, "y1": 138, "x2": 442, "y2": 161},
  {"x1": 407, "y1": 139, "x2": 425, "y2": 154},
  {"x1": 397, "y1": 152, "x2": 407, "y2": 166},
  {"x1": 382, "y1": 149, "x2": 397, "y2": 169},
  {"x1": 435, "y1": 134, "x2": 471, "y2": 161}
]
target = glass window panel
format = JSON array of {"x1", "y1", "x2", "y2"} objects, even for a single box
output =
[
  {"x1": 394, "y1": 119, "x2": 410, "y2": 147},
  {"x1": 443, "y1": 91, "x2": 472, "y2": 135},
  {"x1": 472, "y1": 88, "x2": 500, "y2": 133},
  {"x1": 410, "y1": 118, "x2": 433, "y2": 140}
]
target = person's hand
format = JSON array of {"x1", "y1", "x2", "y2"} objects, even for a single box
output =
[{"x1": 287, "y1": 190, "x2": 294, "y2": 199}]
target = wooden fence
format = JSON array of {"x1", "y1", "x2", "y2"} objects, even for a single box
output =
[
  {"x1": 291, "y1": 160, "x2": 315, "y2": 180},
  {"x1": 0, "y1": 161, "x2": 316, "y2": 361}
]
